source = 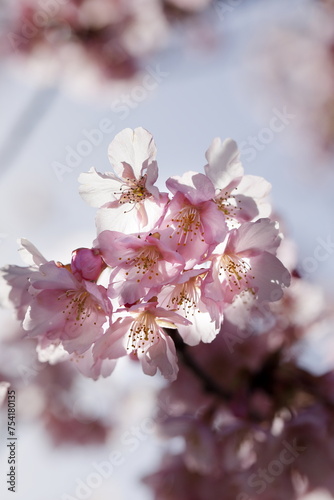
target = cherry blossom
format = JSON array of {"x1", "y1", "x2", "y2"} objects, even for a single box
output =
[
  {"x1": 23, "y1": 260, "x2": 111, "y2": 355},
  {"x1": 157, "y1": 268, "x2": 221, "y2": 344},
  {"x1": 93, "y1": 301, "x2": 191, "y2": 381},
  {"x1": 204, "y1": 218, "x2": 290, "y2": 305},
  {"x1": 3, "y1": 125, "x2": 334, "y2": 500},
  {"x1": 160, "y1": 173, "x2": 227, "y2": 267},
  {"x1": 97, "y1": 229, "x2": 185, "y2": 305},
  {"x1": 204, "y1": 137, "x2": 272, "y2": 227},
  {"x1": 1, "y1": 128, "x2": 291, "y2": 384},
  {"x1": 79, "y1": 127, "x2": 168, "y2": 233}
]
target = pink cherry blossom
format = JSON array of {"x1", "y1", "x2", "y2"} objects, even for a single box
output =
[
  {"x1": 93, "y1": 301, "x2": 191, "y2": 381},
  {"x1": 23, "y1": 261, "x2": 111, "y2": 355},
  {"x1": 159, "y1": 181, "x2": 227, "y2": 268},
  {"x1": 79, "y1": 127, "x2": 168, "y2": 233},
  {"x1": 204, "y1": 137, "x2": 272, "y2": 226},
  {"x1": 204, "y1": 218, "x2": 290, "y2": 305},
  {"x1": 97, "y1": 229, "x2": 185, "y2": 305},
  {"x1": 157, "y1": 268, "x2": 222, "y2": 345}
]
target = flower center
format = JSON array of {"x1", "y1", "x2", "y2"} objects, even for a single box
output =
[
  {"x1": 116, "y1": 175, "x2": 151, "y2": 205},
  {"x1": 122, "y1": 246, "x2": 160, "y2": 282},
  {"x1": 219, "y1": 254, "x2": 254, "y2": 293},
  {"x1": 127, "y1": 312, "x2": 159, "y2": 353},
  {"x1": 168, "y1": 206, "x2": 205, "y2": 246},
  {"x1": 58, "y1": 290, "x2": 98, "y2": 326},
  {"x1": 214, "y1": 190, "x2": 242, "y2": 226},
  {"x1": 166, "y1": 278, "x2": 200, "y2": 317}
]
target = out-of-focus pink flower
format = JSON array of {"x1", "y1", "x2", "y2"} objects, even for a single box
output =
[
  {"x1": 282, "y1": 406, "x2": 334, "y2": 496},
  {"x1": 97, "y1": 229, "x2": 185, "y2": 305},
  {"x1": 1, "y1": 0, "x2": 170, "y2": 87},
  {"x1": 23, "y1": 260, "x2": 111, "y2": 355},
  {"x1": 44, "y1": 409, "x2": 110, "y2": 447},
  {"x1": 204, "y1": 138, "x2": 272, "y2": 226},
  {"x1": 0, "y1": 238, "x2": 47, "y2": 320},
  {"x1": 161, "y1": 415, "x2": 221, "y2": 475},
  {"x1": 1, "y1": 0, "x2": 216, "y2": 92},
  {"x1": 79, "y1": 128, "x2": 168, "y2": 233},
  {"x1": 93, "y1": 301, "x2": 191, "y2": 381}
]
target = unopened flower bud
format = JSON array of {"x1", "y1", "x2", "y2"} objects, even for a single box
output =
[{"x1": 71, "y1": 248, "x2": 106, "y2": 281}]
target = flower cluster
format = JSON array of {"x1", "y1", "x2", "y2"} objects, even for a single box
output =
[{"x1": 1, "y1": 127, "x2": 290, "y2": 382}]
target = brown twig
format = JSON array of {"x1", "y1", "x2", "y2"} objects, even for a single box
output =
[{"x1": 164, "y1": 328, "x2": 233, "y2": 402}]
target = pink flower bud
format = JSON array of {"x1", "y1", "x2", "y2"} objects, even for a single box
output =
[{"x1": 71, "y1": 248, "x2": 106, "y2": 281}]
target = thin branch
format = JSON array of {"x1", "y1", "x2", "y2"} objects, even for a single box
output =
[{"x1": 164, "y1": 328, "x2": 233, "y2": 402}]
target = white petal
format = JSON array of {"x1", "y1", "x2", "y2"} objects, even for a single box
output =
[
  {"x1": 78, "y1": 167, "x2": 122, "y2": 208},
  {"x1": 18, "y1": 239, "x2": 47, "y2": 267},
  {"x1": 96, "y1": 205, "x2": 143, "y2": 234},
  {"x1": 108, "y1": 127, "x2": 157, "y2": 180},
  {"x1": 177, "y1": 309, "x2": 220, "y2": 346},
  {"x1": 204, "y1": 138, "x2": 243, "y2": 188}
]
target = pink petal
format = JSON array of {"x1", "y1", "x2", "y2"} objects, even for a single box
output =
[
  {"x1": 93, "y1": 318, "x2": 131, "y2": 360},
  {"x1": 166, "y1": 171, "x2": 215, "y2": 205},
  {"x1": 140, "y1": 333, "x2": 179, "y2": 381},
  {"x1": 30, "y1": 262, "x2": 78, "y2": 291},
  {"x1": 233, "y1": 219, "x2": 281, "y2": 256},
  {"x1": 250, "y1": 252, "x2": 291, "y2": 303}
]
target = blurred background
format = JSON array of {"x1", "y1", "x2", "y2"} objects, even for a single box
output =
[{"x1": 0, "y1": 0, "x2": 334, "y2": 499}]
